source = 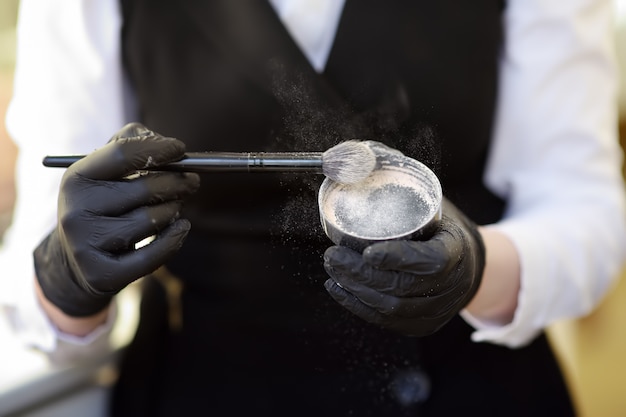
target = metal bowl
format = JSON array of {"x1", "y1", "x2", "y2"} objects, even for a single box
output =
[{"x1": 318, "y1": 143, "x2": 442, "y2": 252}]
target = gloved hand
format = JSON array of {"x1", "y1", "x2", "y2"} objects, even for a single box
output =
[
  {"x1": 34, "y1": 123, "x2": 201, "y2": 317},
  {"x1": 323, "y1": 198, "x2": 485, "y2": 336}
]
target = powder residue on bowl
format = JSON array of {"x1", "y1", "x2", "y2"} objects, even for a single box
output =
[
  {"x1": 321, "y1": 169, "x2": 437, "y2": 240},
  {"x1": 334, "y1": 183, "x2": 429, "y2": 238}
]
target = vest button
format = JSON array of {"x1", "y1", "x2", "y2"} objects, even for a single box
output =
[{"x1": 389, "y1": 367, "x2": 431, "y2": 406}]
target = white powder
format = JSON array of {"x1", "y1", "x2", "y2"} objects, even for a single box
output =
[{"x1": 321, "y1": 168, "x2": 439, "y2": 240}]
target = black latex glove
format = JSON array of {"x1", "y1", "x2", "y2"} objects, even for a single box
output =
[
  {"x1": 323, "y1": 198, "x2": 485, "y2": 336},
  {"x1": 34, "y1": 123, "x2": 201, "y2": 317}
]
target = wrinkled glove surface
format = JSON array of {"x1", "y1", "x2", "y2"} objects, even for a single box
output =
[
  {"x1": 34, "y1": 123, "x2": 200, "y2": 317},
  {"x1": 324, "y1": 198, "x2": 485, "y2": 336}
]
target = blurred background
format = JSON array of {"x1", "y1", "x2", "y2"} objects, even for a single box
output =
[
  {"x1": 1, "y1": 1, "x2": 626, "y2": 416},
  {"x1": 0, "y1": 0, "x2": 17, "y2": 242}
]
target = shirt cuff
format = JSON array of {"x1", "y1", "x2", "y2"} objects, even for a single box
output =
[{"x1": 459, "y1": 307, "x2": 541, "y2": 349}]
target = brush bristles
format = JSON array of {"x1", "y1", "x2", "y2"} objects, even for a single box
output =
[{"x1": 322, "y1": 140, "x2": 377, "y2": 184}]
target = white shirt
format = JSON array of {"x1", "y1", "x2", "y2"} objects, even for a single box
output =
[{"x1": 2, "y1": 0, "x2": 626, "y2": 353}]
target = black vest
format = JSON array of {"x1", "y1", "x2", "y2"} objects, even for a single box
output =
[{"x1": 112, "y1": 1, "x2": 574, "y2": 416}]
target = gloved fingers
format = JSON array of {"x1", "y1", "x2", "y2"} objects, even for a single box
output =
[
  {"x1": 323, "y1": 245, "x2": 366, "y2": 274},
  {"x1": 363, "y1": 240, "x2": 449, "y2": 274},
  {"x1": 437, "y1": 199, "x2": 482, "y2": 259},
  {"x1": 91, "y1": 201, "x2": 186, "y2": 253},
  {"x1": 325, "y1": 268, "x2": 455, "y2": 317},
  {"x1": 62, "y1": 171, "x2": 200, "y2": 215},
  {"x1": 324, "y1": 245, "x2": 443, "y2": 296},
  {"x1": 140, "y1": 172, "x2": 200, "y2": 205},
  {"x1": 68, "y1": 131, "x2": 186, "y2": 180},
  {"x1": 324, "y1": 278, "x2": 383, "y2": 322},
  {"x1": 108, "y1": 122, "x2": 154, "y2": 141},
  {"x1": 324, "y1": 279, "x2": 451, "y2": 337},
  {"x1": 83, "y1": 218, "x2": 192, "y2": 293}
]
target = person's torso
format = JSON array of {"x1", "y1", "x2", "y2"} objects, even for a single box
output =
[
  {"x1": 120, "y1": 0, "x2": 506, "y2": 239},
  {"x1": 111, "y1": 2, "x2": 570, "y2": 416}
]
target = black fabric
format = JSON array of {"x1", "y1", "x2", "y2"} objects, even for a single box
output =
[
  {"x1": 112, "y1": 0, "x2": 576, "y2": 415},
  {"x1": 113, "y1": 237, "x2": 430, "y2": 417}
]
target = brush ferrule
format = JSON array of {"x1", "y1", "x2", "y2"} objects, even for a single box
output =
[{"x1": 246, "y1": 152, "x2": 323, "y2": 172}]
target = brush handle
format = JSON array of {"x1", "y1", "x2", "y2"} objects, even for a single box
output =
[{"x1": 42, "y1": 152, "x2": 325, "y2": 173}]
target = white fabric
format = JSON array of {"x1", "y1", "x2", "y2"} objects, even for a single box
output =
[
  {"x1": 269, "y1": 0, "x2": 345, "y2": 72},
  {"x1": 461, "y1": 0, "x2": 626, "y2": 346},
  {"x1": 1, "y1": 0, "x2": 127, "y2": 351},
  {"x1": 1, "y1": 0, "x2": 625, "y2": 356}
]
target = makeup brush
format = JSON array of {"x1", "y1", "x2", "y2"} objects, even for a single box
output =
[{"x1": 42, "y1": 140, "x2": 377, "y2": 184}]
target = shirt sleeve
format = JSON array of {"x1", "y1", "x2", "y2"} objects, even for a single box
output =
[
  {"x1": 0, "y1": 0, "x2": 129, "y2": 355},
  {"x1": 461, "y1": 0, "x2": 626, "y2": 347}
]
